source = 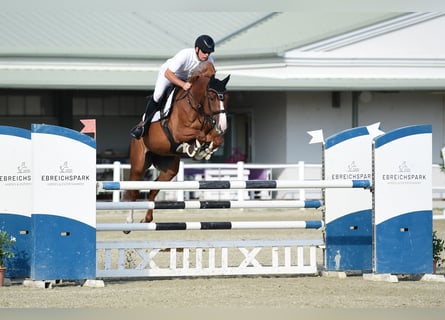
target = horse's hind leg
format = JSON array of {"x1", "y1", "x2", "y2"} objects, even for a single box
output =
[
  {"x1": 123, "y1": 138, "x2": 150, "y2": 224},
  {"x1": 142, "y1": 189, "x2": 158, "y2": 223},
  {"x1": 142, "y1": 154, "x2": 180, "y2": 223}
]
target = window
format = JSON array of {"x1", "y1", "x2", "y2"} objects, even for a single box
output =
[
  {"x1": 0, "y1": 93, "x2": 54, "y2": 116},
  {"x1": 0, "y1": 91, "x2": 145, "y2": 117},
  {"x1": 72, "y1": 93, "x2": 145, "y2": 116}
]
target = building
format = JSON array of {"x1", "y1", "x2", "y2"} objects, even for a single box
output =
[{"x1": 1, "y1": 11, "x2": 445, "y2": 165}]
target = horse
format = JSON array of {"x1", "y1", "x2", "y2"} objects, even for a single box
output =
[{"x1": 124, "y1": 61, "x2": 230, "y2": 223}]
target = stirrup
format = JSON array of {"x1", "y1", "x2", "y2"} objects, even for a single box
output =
[{"x1": 130, "y1": 125, "x2": 144, "y2": 139}]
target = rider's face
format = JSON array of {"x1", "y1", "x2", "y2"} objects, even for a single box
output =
[{"x1": 196, "y1": 48, "x2": 211, "y2": 61}]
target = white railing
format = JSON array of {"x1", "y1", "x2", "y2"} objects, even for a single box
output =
[
  {"x1": 97, "y1": 161, "x2": 445, "y2": 220},
  {"x1": 96, "y1": 160, "x2": 322, "y2": 202}
]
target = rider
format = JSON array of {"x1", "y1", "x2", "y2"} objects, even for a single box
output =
[{"x1": 130, "y1": 34, "x2": 216, "y2": 139}]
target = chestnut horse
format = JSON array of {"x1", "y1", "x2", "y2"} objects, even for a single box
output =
[{"x1": 125, "y1": 61, "x2": 230, "y2": 223}]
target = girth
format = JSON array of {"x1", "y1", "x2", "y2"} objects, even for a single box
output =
[{"x1": 161, "y1": 119, "x2": 181, "y2": 154}]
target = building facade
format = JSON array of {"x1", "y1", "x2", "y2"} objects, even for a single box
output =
[{"x1": 1, "y1": 12, "x2": 444, "y2": 164}]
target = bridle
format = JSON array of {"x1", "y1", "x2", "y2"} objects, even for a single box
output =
[{"x1": 176, "y1": 78, "x2": 227, "y2": 135}]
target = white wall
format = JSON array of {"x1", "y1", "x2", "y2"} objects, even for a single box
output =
[
  {"x1": 357, "y1": 91, "x2": 444, "y2": 164},
  {"x1": 285, "y1": 91, "x2": 352, "y2": 164},
  {"x1": 245, "y1": 91, "x2": 287, "y2": 163},
  {"x1": 330, "y1": 15, "x2": 445, "y2": 59},
  {"x1": 277, "y1": 90, "x2": 445, "y2": 164}
]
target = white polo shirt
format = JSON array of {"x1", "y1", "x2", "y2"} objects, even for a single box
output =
[{"x1": 161, "y1": 48, "x2": 215, "y2": 81}]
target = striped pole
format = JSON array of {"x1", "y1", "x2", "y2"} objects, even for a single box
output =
[
  {"x1": 96, "y1": 199, "x2": 323, "y2": 210},
  {"x1": 96, "y1": 220, "x2": 324, "y2": 231},
  {"x1": 97, "y1": 179, "x2": 371, "y2": 192}
]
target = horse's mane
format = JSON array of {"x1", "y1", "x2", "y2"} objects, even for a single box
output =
[{"x1": 189, "y1": 61, "x2": 216, "y2": 83}]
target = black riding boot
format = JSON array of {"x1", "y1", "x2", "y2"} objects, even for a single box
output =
[{"x1": 130, "y1": 98, "x2": 159, "y2": 139}]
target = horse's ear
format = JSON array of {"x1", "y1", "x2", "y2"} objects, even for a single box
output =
[
  {"x1": 222, "y1": 75, "x2": 230, "y2": 86},
  {"x1": 189, "y1": 75, "x2": 198, "y2": 83}
]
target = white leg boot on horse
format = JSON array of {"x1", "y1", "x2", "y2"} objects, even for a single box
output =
[
  {"x1": 176, "y1": 128, "x2": 224, "y2": 160},
  {"x1": 194, "y1": 142, "x2": 219, "y2": 161},
  {"x1": 122, "y1": 209, "x2": 135, "y2": 234},
  {"x1": 176, "y1": 140, "x2": 201, "y2": 158},
  {"x1": 176, "y1": 140, "x2": 218, "y2": 160},
  {"x1": 193, "y1": 130, "x2": 224, "y2": 160}
]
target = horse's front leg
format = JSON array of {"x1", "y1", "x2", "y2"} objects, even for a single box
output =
[
  {"x1": 175, "y1": 130, "x2": 207, "y2": 157},
  {"x1": 194, "y1": 131, "x2": 224, "y2": 160}
]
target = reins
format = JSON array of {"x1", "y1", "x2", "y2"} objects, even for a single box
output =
[{"x1": 175, "y1": 80, "x2": 226, "y2": 132}]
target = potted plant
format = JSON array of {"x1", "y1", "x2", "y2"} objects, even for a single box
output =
[
  {"x1": 0, "y1": 229, "x2": 16, "y2": 286},
  {"x1": 433, "y1": 230, "x2": 445, "y2": 273}
]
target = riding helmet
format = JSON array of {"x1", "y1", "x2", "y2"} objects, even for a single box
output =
[{"x1": 195, "y1": 35, "x2": 215, "y2": 53}]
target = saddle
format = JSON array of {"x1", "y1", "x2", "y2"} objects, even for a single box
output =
[
  {"x1": 145, "y1": 85, "x2": 183, "y2": 154},
  {"x1": 152, "y1": 85, "x2": 177, "y2": 122}
]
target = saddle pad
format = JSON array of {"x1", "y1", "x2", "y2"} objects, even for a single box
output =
[{"x1": 152, "y1": 91, "x2": 174, "y2": 122}]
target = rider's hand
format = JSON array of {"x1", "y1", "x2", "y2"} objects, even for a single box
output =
[{"x1": 183, "y1": 82, "x2": 192, "y2": 91}]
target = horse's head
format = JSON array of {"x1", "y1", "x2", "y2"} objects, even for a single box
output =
[
  {"x1": 185, "y1": 62, "x2": 229, "y2": 135},
  {"x1": 206, "y1": 74, "x2": 230, "y2": 135}
]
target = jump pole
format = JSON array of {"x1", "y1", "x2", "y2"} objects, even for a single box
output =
[
  {"x1": 96, "y1": 199, "x2": 323, "y2": 210},
  {"x1": 96, "y1": 220, "x2": 324, "y2": 231},
  {"x1": 97, "y1": 179, "x2": 371, "y2": 191}
]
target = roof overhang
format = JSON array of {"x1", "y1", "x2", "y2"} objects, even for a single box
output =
[
  {"x1": 1, "y1": 56, "x2": 444, "y2": 91},
  {"x1": 1, "y1": 11, "x2": 444, "y2": 92}
]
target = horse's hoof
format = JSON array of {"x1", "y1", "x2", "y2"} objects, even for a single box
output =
[
  {"x1": 123, "y1": 221, "x2": 132, "y2": 234},
  {"x1": 194, "y1": 152, "x2": 205, "y2": 160},
  {"x1": 186, "y1": 145, "x2": 197, "y2": 157}
]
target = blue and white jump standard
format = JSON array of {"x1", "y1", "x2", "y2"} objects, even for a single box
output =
[
  {"x1": 373, "y1": 125, "x2": 433, "y2": 274},
  {"x1": 30, "y1": 124, "x2": 97, "y2": 281},
  {"x1": 0, "y1": 122, "x2": 435, "y2": 282},
  {"x1": 0, "y1": 126, "x2": 32, "y2": 278},
  {"x1": 323, "y1": 125, "x2": 376, "y2": 272}
]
